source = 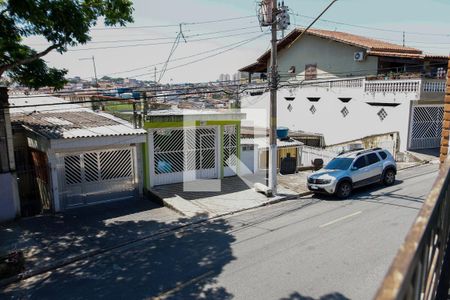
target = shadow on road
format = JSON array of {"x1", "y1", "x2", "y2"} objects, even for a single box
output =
[
  {"x1": 311, "y1": 180, "x2": 404, "y2": 200},
  {"x1": 280, "y1": 291, "x2": 350, "y2": 300},
  {"x1": 2, "y1": 203, "x2": 236, "y2": 299},
  {"x1": 310, "y1": 179, "x2": 429, "y2": 210},
  {"x1": 152, "y1": 175, "x2": 256, "y2": 201}
]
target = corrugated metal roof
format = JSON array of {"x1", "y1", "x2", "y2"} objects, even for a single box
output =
[
  {"x1": 8, "y1": 95, "x2": 86, "y2": 114},
  {"x1": 9, "y1": 95, "x2": 145, "y2": 139},
  {"x1": 241, "y1": 137, "x2": 303, "y2": 149}
]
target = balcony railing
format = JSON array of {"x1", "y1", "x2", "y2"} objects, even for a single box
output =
[
  {"x1": 374, "y1": 159, "x2": 450, "y2": 300},
  {"x1": 247, "y1": 76, "x2": 446, "y2": 100},
  {"x1": 305, "y1": 77, "x2": 445, "y2": 99},
  {"x1": 364, "y1": 79, "x2": 422, "y2": 93},
  {"x1": 422, "y1": 79, "x2": 447, "y2": 93}
]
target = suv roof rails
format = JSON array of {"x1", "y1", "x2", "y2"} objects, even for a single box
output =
[
  {"x1": 337, "y1": 148, "x2": 364, "y2": 156},
  {"x1": 356, "y1": 147, "x2": 383, "y2": 156}
]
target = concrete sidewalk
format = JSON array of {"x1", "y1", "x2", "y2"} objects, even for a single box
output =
[
  {"x1": 0, "y1": 199, "x2": 183, "y2": 280},
  {"x1": 151, "y1": 175, "x2": 305, "y2": 218}
]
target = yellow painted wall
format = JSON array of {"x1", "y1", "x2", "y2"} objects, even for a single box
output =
[{"x1": 259, "y1": 147, "x2": 299, "y2": 169}]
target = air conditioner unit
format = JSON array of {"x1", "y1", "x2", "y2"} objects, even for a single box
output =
[{"x1": 354, "y1": 51, "x2": 365, "y2": 62}]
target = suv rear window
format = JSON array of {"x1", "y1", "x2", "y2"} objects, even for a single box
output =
[
  {"x1": 378, "y1": 151, "x2": 388, "y2": 160},
  {"x1": 353, "y1": 156, "x2": 367, "y2": 169},
  {"x1": 367, "y1": 153, "x2": 380, "y2": 165}
]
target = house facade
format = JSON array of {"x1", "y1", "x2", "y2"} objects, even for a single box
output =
[
  {"x1": 10, "y1": 96, "x2": 146, "y2": 214},
  {"x1": 143, "y1": 109, "x2": 245, "y2": 188},
  {"x1": 240, "y1": 28, "x2": 448, "y2": 152},
  {"x1": 240, "y1": 28, "x2": 447, "y2": 81}
]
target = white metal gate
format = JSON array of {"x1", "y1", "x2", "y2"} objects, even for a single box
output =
[
  {"x1": 224, "y1": 125, "x2": 238, "y2": 177},
  {"x1": 409, "y1": 105, "x2": 444, "y2": 150},
  {"x1": 150, "y1": 127, "x2": 218, "y2": 186},
  {"x1": 60, "y1": 147, "x2": 137, "y2": 209}
]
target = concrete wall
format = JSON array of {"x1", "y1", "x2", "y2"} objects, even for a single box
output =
[
  {"x1": 276, "y1": 35, "x2": 379, "y2": 79},
  {"x1": 325, "y1": 132, "x2": 400, "y2": 158},
  {"x1": 240, "y1": 148, "x2": 256, "y2": 174},
  {"x1": 0, "y1": 173, "x2": 20, "y2": 223},
  {"x1": 241, "y1": 84, "x2": 416, "y2": 152}
]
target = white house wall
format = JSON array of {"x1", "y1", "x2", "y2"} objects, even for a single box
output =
[
  {"x1": 241, "y1": 85, "x2": 417, "y2": 151},
  {"x1": 275, "y1": 35, "x2": 379, "y2": 78}
]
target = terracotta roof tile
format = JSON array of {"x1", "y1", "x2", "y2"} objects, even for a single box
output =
[
  {"x1": 303, "y1": 28, "x2": 422, "y2": 54},
  {"x1": 242, "y1": 27, "x2": 426, "y2": 73},
  {"x1": 367, "y1": 50, "x2": 424, "y2": 59}
]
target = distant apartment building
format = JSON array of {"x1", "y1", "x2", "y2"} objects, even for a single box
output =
[
  {"x1": 232, "y1": 72, "x2": 241, "y2": 82},
  {"x1": 218, "y1": 73, "x2": 231, "y2": 82}
]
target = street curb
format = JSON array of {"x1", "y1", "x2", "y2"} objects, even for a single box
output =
[
  {"x1": 397, "y1": 161, "x2": 430, "y2": 172},
  {"x1": 0, "y1": 190, "x2": 310, "y2": 288}
]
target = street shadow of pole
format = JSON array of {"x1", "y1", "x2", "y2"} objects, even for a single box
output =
[
  {"x1": 280, "y1": 291, "x2": 350, "y2": 300},
  {"x1": 1, "y1": 209, "x2": 236, "y2": 299}
]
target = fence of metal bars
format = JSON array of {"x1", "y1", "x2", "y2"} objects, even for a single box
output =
[{"x1": 374, "y1": 160, "x2": 450, "y2": 300}]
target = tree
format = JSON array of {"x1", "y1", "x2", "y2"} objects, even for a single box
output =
[{"x1": 0, "y1": 0, "x2": 133, "y2": 90}]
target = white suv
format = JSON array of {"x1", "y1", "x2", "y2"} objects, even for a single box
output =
[{"x1": 307, "y1": 148, "x2": 397, "y2": 198}]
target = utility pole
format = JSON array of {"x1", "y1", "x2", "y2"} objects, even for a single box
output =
[
  {"x1": 402, "y1": 31, "x2": 405, "y2": 47},
  {"x1": 0, "y1": 87, "x2": 14, "y2": 173},
  {"x1": 440, "y1": 57, "x2": 450, "y2": 164},
  {"x1": 132, "y1": 100, "x2": 138, "y2": 129},
  {"x1": 269, "y1": 0, "x2": 278, "y2": 194},
  {"x1": 0, "y1": 86, "x2": 20, "y2": 221},
  {"x1": 79, "y1": 56, "x2": 98, "y2": 90},
  {"x1": 143, "y1": 92, "x2": 149, "y2": 123}
]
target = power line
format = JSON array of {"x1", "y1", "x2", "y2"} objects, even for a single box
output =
[
  {"x1": 289, "y1": 22, "x2": 450, "y2": 49},
  {"x1": 67, "y1": 31, "x2": 265, "y2": 52},
  {"x1": 98, "y1": 35, "x2": 269, "y2": 78},
  {"x1": 158, "y1": 24, "x2": 184, "y2": 83},
  {"x1": 28, "y1": 25, "x2": 261, "y2": 47},
  {"x1": 9, "y1": 62, "x2": 445, "y2": 104},
  {"x1": 8, "y1": 58, "x2": 447, "y2": 103},
  {"x1": 289, "y1": 12, "x2": 450, "y2": 38},
  {"x1": 9, "y1": 78, "x2": 262, "y2": 100},
  {"x1": 126, "y1": 33, "x2": 269, "y2": 80},
  {"x1": 90, "y1": 15, "x2": 256, "y2": 31},
  {"x1": 7, "y1": 65, "x2": 446, "y2": 107},
  {"x1": 10, "y1": 60, "x2": 446, "y2": 102}
]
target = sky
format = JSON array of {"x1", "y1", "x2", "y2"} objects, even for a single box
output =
[{"x1": 30, "y1": 0, "x2": 450, "y2": 84}]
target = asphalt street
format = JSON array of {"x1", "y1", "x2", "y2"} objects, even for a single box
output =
[{"x1": 1, "y1": 164, "x2": 439, "y2": 300}]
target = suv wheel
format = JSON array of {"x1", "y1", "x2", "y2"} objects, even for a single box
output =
[
  {"x1": 336, "y1": 181, "x2": 352, "y2": 199},
  {"x1": 383, "y1": 169, "x2": 396, "y2": 186}
]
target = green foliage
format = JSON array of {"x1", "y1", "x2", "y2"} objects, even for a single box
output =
[
  {"x1": 105, "y1": 103, "x2": 133, "y2": 112},
  {"x1": 0, "y1": 0, "x2": 133, "y2": 90}
]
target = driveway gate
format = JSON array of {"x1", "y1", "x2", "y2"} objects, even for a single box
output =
[
  {"x1": 60, "y1": 147, "x2": 137, "y2": 209},
  {"x1": 150, "y1": 127, "x2": 219, "y2": 186},
  {"x1": 408, "y1": 105, "x2": 444, "y2": 150}
]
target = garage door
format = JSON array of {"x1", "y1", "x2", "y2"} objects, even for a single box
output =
[
  {"x1": 409, "y1": 105, "x2": 444, "y2": 150},
  {"x1": 150, "y1": 127, "x2": 218, "y2": 186},
  {"x1": 61, "y1": 147, "x2": 137, "y2": 209}
]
